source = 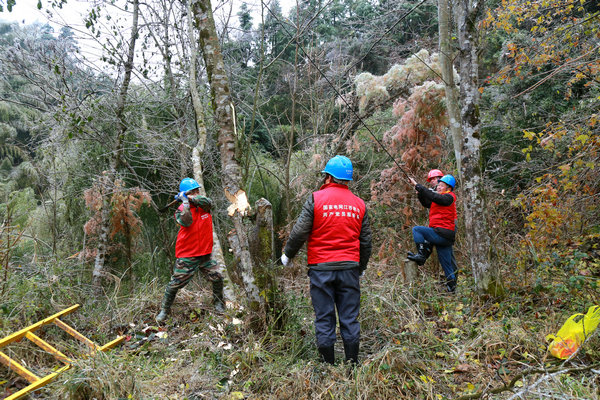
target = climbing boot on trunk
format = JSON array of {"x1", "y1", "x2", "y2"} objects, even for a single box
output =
[
  {"x1": 407, "y1": 242, "x2": 433, "y2": 266},
  {"x1": 156, "y1": 288, "x2": 177, "y2": 323},
  {"x1": 343, "y1": 341, "x2": 359, "y2": 365},
  {"x1": 212, "y1": 280, "x2": 225, "y2": 313}
]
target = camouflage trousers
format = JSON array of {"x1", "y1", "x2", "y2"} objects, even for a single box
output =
[{"x1": 166, "y1": 254, "x2": 223, "y2": 291}]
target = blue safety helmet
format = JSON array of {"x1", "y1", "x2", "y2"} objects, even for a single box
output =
[
  {"x1": 439, "y1": 174, "x2": 456, "y2": 189},
  {"x1": 179, "y1": 178, "x2": 201, "y2": 193},
  {"x1": 322, "y1": 155, "x2": 353, "y2": 181}
]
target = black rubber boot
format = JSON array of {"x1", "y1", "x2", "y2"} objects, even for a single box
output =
[
  {"x1": 212, "y1": 280, "x2": 225, "y2": 313},
  {"x1": 318, "y1": 346, "x2": 335, "y2": 365},
  {"x1": 343, "y1": 342, "x2": 359, "y2": 365},
  {"x1": 446, "y1": 276, "x2": 457, "y2": 293},
  {"x1": 407, "y1": 242, "x2": 433, "y2": 266},
  {"x1": 156, "y1": 288, "x2": 177, "y2": 323}
]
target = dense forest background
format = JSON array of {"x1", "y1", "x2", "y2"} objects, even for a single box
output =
[{"x1": 0, "y1": 0, "x2": 599, "y2": 398}]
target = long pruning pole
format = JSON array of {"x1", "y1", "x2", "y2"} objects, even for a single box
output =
[
  {"x1": 159, "y1": 198, "x2": 179, "y2": 212},
  {"x1": 261, "y1": 1, "x2": 430, "y2": 184}
]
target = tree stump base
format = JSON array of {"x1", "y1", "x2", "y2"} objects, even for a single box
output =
[{"x1": 403, "y1": 258, "x2": 419, "y2": 285}]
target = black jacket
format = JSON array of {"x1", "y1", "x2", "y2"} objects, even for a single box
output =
[
  {"x1": 415, "y1": 184, "x2": 456, "y2": 242},
  {"x1": 284, "y1": 193, "x2": 372, "y2": 272}
]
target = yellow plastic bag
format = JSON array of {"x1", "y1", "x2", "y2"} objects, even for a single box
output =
[{"x1": 546, "y1": 305, "x2": 600, "y2": 359}]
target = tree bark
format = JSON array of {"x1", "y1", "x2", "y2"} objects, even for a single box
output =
[
  {"x1": 92, "y1": 0, "x2": 139, "y2": 294},
  {"x1": 248, "y1": 198, "x2": 277, "y2": 299},
  {"x1": 453, "y1": 0, "x2": 502, "y2": 295},
  {"x1": 403, "y1": 259, "x2": 419, "y2": 285},
  {"x1": 171, "y1": 3, "x2": 233, "y2": 302},
  {"x1": 248, "y1": 198, "x2": 286, "y2": 326},
  {"x1": 191, "y1": 0, "x2": 261, "y2": 309},
  {"x1": 438, "y1": 0, "x2": 463, "y2": 180}
]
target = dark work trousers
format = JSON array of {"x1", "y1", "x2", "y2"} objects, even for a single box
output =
[
  {"x1": 412, "y1": 226, "x2": 457, "y2": 282},
  {"x1": 308, "y1": 268, "x2": 361, "y2": 348}
]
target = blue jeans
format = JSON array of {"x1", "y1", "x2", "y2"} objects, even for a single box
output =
[
  {"x1": 308, "y1": 268, "x2": 361, "y2": 348},
  {"x1": 412, "y1": 226, "x2": 457, "y2": 282}
]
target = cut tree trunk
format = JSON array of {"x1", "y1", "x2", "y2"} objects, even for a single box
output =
[
  {"x1": 403, "y1": 259, "x2": 419, "y2": 285},
  {"x1": 248, "y1": 198, "x2": 278, "y2": 307},
  {"x1": 186, "y1": 5, "x2": 234, "y2": 302},
  {"x1": 191, "y1": 0, "x2": 261, "y2": 309}
]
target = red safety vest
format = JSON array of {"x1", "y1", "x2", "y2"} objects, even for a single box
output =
[
  {"x1": 175, "y1": 204, "x2": 213, "y2": 258},
  {"x1": 429, "y1": 191, "x2": 456, "y2": 231},
  {"x1": 307, "y1": 183, "x2": 366, "y2": 264}
]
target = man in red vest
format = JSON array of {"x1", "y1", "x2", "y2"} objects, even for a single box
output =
[
  {"x1": 416, "y1": 169, "x2": 458, "y2": 285},
  {"x1": 407, "y1": 174, "x2": 458, "y2": 292},
  {"x1": 281, "y1": 156, "x2": 372, "y2": 365},
  {"x1": 156, "y1": 178, "x2": 224, "y2": 323}
]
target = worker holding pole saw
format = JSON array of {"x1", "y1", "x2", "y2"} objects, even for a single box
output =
[
  {"x1": 407, "y1": 174, "x2": 458, "y2": 293},
  {"x1": 414, "y1": 169, "x2": 459, "y2": 286},
  {"x1": 156, "y1": 178, "x2": 225, "y2": 323}
]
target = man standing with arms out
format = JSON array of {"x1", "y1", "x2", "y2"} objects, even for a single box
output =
[
  {"x1": 281, "y1": 156, "x2": 372, "y2": 365},
  {"x1": 156, "y1": 178, "x2": 225, "y2": 323}
]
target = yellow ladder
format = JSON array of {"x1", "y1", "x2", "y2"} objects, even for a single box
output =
[{"x1": 0, "y1": 304, "x2": 124, "y2": 400}]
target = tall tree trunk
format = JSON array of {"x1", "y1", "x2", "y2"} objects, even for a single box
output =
[
  {"x1": 186, "y1": 3, "x2": 234, "y2": 302},
  {"x1": 92, "y1": 0, "x2": 139, "y2": 294},
  {"x1": 453, "y1": 0, "x2": 501, "y2": 295},
  {"x1": 191, "y1": 0, "x2": 261, "y2": 309},
  {"x1": 438, "y1": 0, "x2": 463, "y2": 180}
]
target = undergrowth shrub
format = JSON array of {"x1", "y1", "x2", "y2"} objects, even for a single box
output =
[
  {"x1": 52, "y1": 351, "x2": 141, "y2": 400},
  {"x1": 3, "y1": 257, "x2": 600, "y2": 399}
]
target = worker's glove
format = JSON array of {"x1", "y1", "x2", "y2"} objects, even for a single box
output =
[
  {"x1": 281, "y1": 254, "x2": 290, "y2": 266},
  {"x1": 175, "y1": 191, "x2": 189, "y2": 206},
  {"x1": 175, "y1": 191, "x2": 188, "y2": 201}
]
